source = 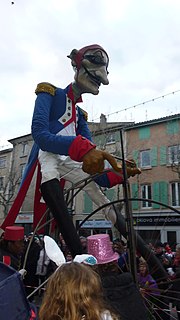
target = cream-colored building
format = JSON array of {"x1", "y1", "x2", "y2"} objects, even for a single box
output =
[{"x1": 0, "y1": 148, "x2": 13, "y2": 224}]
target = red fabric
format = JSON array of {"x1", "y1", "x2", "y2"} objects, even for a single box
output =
[
  {"x1": 68, "y1": 135, "x2": 96, "y2": 162},
  {"x1": 1, "y1": 160, "x2": 38, "y2": 231},
  {"x1": 30, "y1": 309, "x2": 37, "y2": 319},
  {"x1": 106, "y1": 171, "x2": 124, "y2": 187},
  {"x1": 3, "y1": 256, "x2": 11, "y2": 266}
]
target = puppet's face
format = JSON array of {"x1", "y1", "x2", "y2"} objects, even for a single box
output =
[{"x1": 74, "y1": 49, "x2": 109, "y2": 95}]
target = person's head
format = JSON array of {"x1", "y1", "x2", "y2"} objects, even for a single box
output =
[
  {"x1": 68, "y1": 44, "x2": 109, "y2": 96},
  {"x1": 3, "y1": 226, "x2": 25, "y2": 256},
  {"x1": 176, "y1": 243, "x2": 180, "y2": 256},
  {"x1": 39, "y1": 262, "x2": 115, "y2": 320},
  {"x1": 65, "y1": 250, "x2": 73, "y2": 262},
  {"x1": 138, "y1": 260, "x2": 149, "y2": 276},
  {"x1": 164, "y1": 243, "x2": 172, "y2": 253},
  {"x1": 154, "y1": 241, "x2": 164, "y2": 255},
  {"x1": 113, "y1": 240, "x2": 124, "y2": 255},
  {"x1": 80, "y1": 236, "x2": 87, "y2": 251}
]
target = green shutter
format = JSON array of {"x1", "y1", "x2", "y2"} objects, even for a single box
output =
[
  {"x1": 152, "y1": 182, "x2": 160, "y2": 208},
  {"x1": 132, "y1": 150, "x2": 139, "y2": 166},
  {"x1": 105, "y1": 189, "x2": 115, "y2": 201},
  {"x1": 151, "y1": 146, "x2": 157, "y2": 167},
  {"x1": 160, "y1": 146, "x2": 167, "y2": 165},
  {"x1": 139, "y1": 127, "x2": 150, "y2": 140},
  {"x1": 115, "y1": 131, "x2": 120, "y2": 141},
  {"x1": 131, "y1": 183, "x2": 139, "y2": 210},
  {"x1": 84, "y1": 193, "x2": 93, "y2": 213},
  {"x1": 167, "y1": 120, "x2": 179, "y2": 135},
  {"x1": 159, "y1": 181, "x2": 168, "y2": 205}
]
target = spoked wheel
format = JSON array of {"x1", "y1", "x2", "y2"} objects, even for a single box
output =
[{"x1": 78, "y1": 198, "x2": 180, "y2": 320}]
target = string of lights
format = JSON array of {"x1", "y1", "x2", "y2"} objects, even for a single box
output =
[{"x1": 91, "y1": 89, "x2": 180, "y2": 122}]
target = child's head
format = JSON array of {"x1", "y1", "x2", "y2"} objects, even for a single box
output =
[
  {"x1": 139, "y1": 259, "x2": 149, "y2": 276},
  {"x1": 39, "y1": 262, "x2": 108, "y2": 320}
]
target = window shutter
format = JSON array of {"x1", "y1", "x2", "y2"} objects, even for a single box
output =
[
  {"x1": 131, "y1": 183, "x2": 139, "y2": 210},
  {"x1": 132, "y1": 150, "x2": 139, "y2": 166},
  {"x1": 105, "y1": 189, "x2": 115, "y2": 201},
  {"x1": 160, "y1": 146, "x2": 167, "y2": 165},
  {"x1": 84, "y1": 193, "x2": 93, "y2": 213},
  {"x1": 152, "y1": 182, "x2": 160, "y2": 208},
  {"x1": 167, "y1": 120, "x2": 179, "y2": 135},
  {"x1": 159, "y1": 181, "x2": 168, "y2": 205},
  {"x1": 139, "y1": 127, "x2": 150, "y2": 140},
  {"x1": 151, "y1": 146, "x2": 157, "y2": 167}
]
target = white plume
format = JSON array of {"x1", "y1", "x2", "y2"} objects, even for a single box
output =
[{"x1": 44, "y1": 235, "x2": 66, "y2": 267}]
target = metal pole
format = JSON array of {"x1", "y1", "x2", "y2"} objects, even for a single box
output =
[{"x1": 119, "y1": 128, "x2": 138, "y2": 284}]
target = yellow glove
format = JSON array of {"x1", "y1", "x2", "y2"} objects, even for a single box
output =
[
  {"x1": 126, "y1": 159, "x2": 141, "y2": 177},
  {"x1": 82, "y1": 149, "x2": 122, "y2": 175}
]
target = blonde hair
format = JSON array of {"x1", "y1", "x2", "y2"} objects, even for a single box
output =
[{"x1": 39, "y1": 262, "x2": 118, "y2": 320}]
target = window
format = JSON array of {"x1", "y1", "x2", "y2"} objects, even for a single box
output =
[
  {"x1": 140, "y1": 150, "x2": 151, "y2": 168},
  {"x1": 141, "y1": 185, "x2": 152, "y2": 208},
  {"x1": 170, "y1": 182, "x2": 180, "y2": 207},
  {"x1": 20, "y1": 164, "x2": 26, "y2": 178},
  {"x1": 168, "y1": 145, "x2": 180, "y2": 164},
  {"x1": 0, "y1": 157, "x2": 6, "y2": 168},
  {"x1": 21, "y1": 143, "x2": 28, "y2": 156},
  {"x1": 106, "y1": 133, "x2": 115, "y2": 144},
  {"x1": 0, "y1": 177, "x2": 4, "y2": 191}
]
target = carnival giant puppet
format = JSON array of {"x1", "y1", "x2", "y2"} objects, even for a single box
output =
[{"x1": 1, "y1": 44, "x2": 141, "y2": 257}]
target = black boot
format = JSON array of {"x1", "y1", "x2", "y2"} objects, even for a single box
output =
[{"x1": 41, "y1": 178, "x2": 83, "y2": 258}]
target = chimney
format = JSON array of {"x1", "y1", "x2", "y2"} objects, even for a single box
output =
[{"x1": 100, "y1": 113, "x2": 107, "y2": 129}]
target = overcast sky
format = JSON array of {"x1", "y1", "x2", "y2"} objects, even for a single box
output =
[{"x1": 1, "y1": 0, "x2": 180, "y2": 148}]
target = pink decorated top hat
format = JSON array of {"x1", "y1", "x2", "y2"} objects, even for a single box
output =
[
  {"x1": 87, "y1": 234, "x2": 119, "y2": 264},
  {"x1": 4, "y1": 226, "x2": 24, "y2": 241}
]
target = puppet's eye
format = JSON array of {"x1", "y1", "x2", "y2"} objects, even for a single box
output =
[{"x1": 84, "y1": 55, "x2": 106, "y2": 66}]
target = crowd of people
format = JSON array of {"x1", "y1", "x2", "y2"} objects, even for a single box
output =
[{"x1": 0, "y1": 224, "x2": 180, "y2": 319}]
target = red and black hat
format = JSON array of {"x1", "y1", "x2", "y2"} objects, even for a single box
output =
[{"x1": 70, "y1": 44, "x2": 109, "y2": 71}]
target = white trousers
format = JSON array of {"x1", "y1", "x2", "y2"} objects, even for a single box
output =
[{"x1": 39, "y1": 150, "x2": 117, "y2": 224}]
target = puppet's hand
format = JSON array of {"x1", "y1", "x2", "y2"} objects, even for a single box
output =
[
  {"x1": 82, "y1": 149, "x2": 106, "y2": 174},
  {"x1": 82, "y1": 150, "x2": 122, "y2": 175},
  {"x1": 104, "y1": 154, "x2": 141, "y2": 176},
  {"x1": 126, "y1": 159, "x2": 141, "y2": 177}
]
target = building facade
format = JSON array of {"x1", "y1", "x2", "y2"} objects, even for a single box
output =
[
  {"x1": 125, "y1": 113, "x2": 180, "y2": 247},
  {"x1": 0, "y1": 148, "x2": 13, "y2": 224}
]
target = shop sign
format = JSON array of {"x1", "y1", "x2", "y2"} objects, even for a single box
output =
[
  {"x1": 79, "y1": 220, "x2": 112, "y2": 228},
  {"x1": 133, "y1": 215, "x2": 180, "y2": 226},
  {"x1": 15, "y1": 213, "x2": 33, "y2": 224}
]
